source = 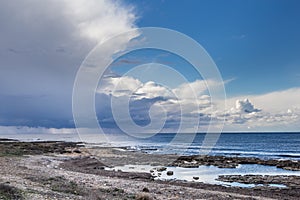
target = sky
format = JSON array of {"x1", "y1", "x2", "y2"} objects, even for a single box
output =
[{"x1": 0, "y1": 0, "x2": 300, "y2": 135}]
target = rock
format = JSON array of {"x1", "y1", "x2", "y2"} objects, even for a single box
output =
[
  {"x1": 172, "y1": 155, "x2": 300, "y2": 170},
  {"x1": 93, "y1": 166, "x2": 105, "y2": 170},
  {"x1": 142, "y1": 187, "x2": 149, "y2": 192},
  {"x1": 73, "y1": 149, "x2": 81, "y2": 153},
  {"x1": 166, "y1": 171, "x2": 174, "y2": 176},
  {"x1": 193, "y1": 176, "x2": 199, "y2": 180},
  {"x1": 157, "y1": 167, "x2": 167, "y2": 172}
]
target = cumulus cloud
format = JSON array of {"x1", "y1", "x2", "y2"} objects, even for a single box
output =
[
  {"x1": 1, "y1": 1, "x2": 299, "y2": 133},
  {"x1": 223, "y1": 93, "x2": 300, "y2": 131},
  {"x1": 134, "y1": 81, "x2": 174, "y2": 100},
  {"x1": 96, "y1": 75, "x2": 221, "y2": 132},
  {"x1": 98, "y1": 76, "x2": 175, "y2": 100},
  {"x1": 96, "y1": 74, "x2": 300, "y2": 132},
  {"x1": 98, "y1": 76, "x2": 143, "y2": 97},
  {"x1": 226, "y1": 88, "x2": 300, "y2": 114},
  {"x1": 234, "y1": 99, "x2": 260, "y2": 113}
]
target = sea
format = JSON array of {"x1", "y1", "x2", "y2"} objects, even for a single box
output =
[{"x1": 1, "y1": 132, "x2": 300, "y2": 160}]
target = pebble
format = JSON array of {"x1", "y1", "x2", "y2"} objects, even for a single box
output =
[
  {"x1": 167, "y1": 171, "x2": 174, "y2": 176},
  {"x1": 157, "y1": 167, "x2": 167, "y2": 172}
]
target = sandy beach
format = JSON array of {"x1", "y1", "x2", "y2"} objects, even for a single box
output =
[{"x1": 0, "y1": 139, "x2": 300, "y2": 200}]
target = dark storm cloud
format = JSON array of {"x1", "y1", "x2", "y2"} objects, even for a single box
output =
[{"x1": 0, "y1": 0, "x2": 137, "y2": 128}]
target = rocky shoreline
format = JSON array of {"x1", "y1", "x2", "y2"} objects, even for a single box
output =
[
  {"x1": 0, "y1": 139, "x2": 300, "y2": 199},
  {"x1": 172, "y1": 155, "x2": 300, "y2": 171},
  {"x1": 217, "y1": 175, "x2": 300, "y2": 189}
]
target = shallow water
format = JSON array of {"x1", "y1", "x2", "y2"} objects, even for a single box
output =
[{"x1": 108, "y1": 164, "x2": 300, "y2": 188}]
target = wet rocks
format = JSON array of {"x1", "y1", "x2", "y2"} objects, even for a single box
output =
[
  {"x1": 156, "y1": 167, "x2": 167, "y2": 172},
  {"x1": 73, "y1": 149, "x2": 81, "y2": 154},
  {"x1": 172, "y1": 155, "x2": 300, "y2": 171},
  {"x1": 93, "y1": 166, "x2": 105, "y2": 170},
  {"x1": 217, "y1": 175, "x2": 300, "y2": 189},
  {"x1": 166, "y1": 171, "x2": 174, "y2": 176},
  {"x1": 172, "y1": 155, "x2": 239, "y2": 168},
  {"x1": 61, "y1": 157, "x2": 153, "y2": 181}
]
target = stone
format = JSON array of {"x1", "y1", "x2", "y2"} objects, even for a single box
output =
[
  {"x1": 157, "y1": 167, "x2": 167, "y2": 172},
  {"x1": 73, "y1": 149, "x2": 81, "y2": 153},
  {"x1": 166, "y1": 171, "x2": 174, "y2": 176}
]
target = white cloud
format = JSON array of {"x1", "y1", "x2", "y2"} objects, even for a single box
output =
[
  {"x1": 226, "y1": 88, "x2": 300, "y2": 113},
  {"x1": 98, "y1": 76, "x2": 142, "y2": 97},
  {"x1": 63, "y1": 0, "x2": 136, "y2": 43},
  {"x1": 223, "y1": 89, "x2": 300, "y2": 131},
  {"x1": 134, "y1": 81, "x2": 174, "y2": 100},
  {"x1": 234, "y1": 98, "x2": 260, "y2": 113},
  {"x1": 173, "y1": 79, "x2": 221, "y2": 99},
  {"x1": 0, "y1": 126, "x2": 76, "y2": 134},
  {"x1": 0, "y1": 0, "x2": 138, "y2": 128},
  {"x1": 1, "y1": 1, "x2": 299, "y2": 133},
  {"x1": 97, "y1": 75, "x2": 300, "y2": 132},
  {"x1": 96, "y1": 76, "x2": 222, "y2": 132}
]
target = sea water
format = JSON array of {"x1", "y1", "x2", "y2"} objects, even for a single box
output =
[{"x1": 2, "y1": 132, "x2": 300, "y2": 160}]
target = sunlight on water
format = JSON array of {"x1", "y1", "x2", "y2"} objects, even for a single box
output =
[{"x1": 108, "y1": 164, "x2": 300, "y2": 188}]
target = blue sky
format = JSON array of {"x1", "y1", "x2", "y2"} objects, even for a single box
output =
[
  {"x1": 125, "y1": 0, "x2": 300, "y2": 95},
  {"x1": 0, "y1": 0, "x2": 300, "y2": 134}
]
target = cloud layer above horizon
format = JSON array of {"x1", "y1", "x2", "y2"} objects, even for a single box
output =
[
  {"x1": 0, "y1": 0, "x2": 137, "y2": 128},
  {"x1": 95, "y1": 74, "x2": 300, "y2": 133},
  {"x1": 0, "y1": 0, "x2": 299, "y2": 134}
]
